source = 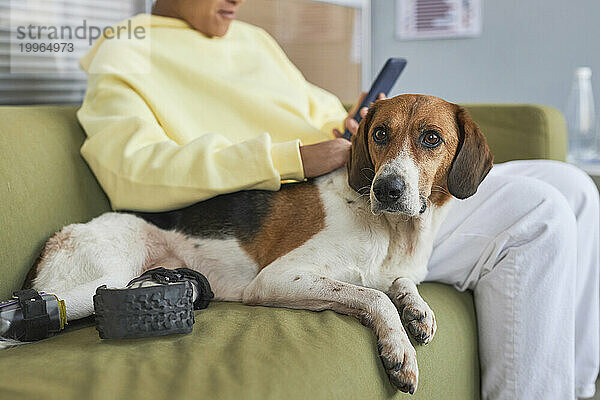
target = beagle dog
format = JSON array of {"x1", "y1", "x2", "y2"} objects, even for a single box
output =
[{"x1": 27, "y1": 94, "x2": 492, "y2": 394}]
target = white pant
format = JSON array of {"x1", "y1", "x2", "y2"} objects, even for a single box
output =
[{"x1": 427, "y1": 160, "x2": 600, "y2": 400}]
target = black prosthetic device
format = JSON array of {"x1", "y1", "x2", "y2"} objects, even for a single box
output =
[
  {"x1": 93, "y1": 267, "x2": 213, "y2": 340},
  {"x1": 0, "y1": 290, "x2": 67, "y2": 342}
]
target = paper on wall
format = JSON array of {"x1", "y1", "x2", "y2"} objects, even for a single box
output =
[{"x1": 396, "y1": 0, "x2": 482, "y2": 40}]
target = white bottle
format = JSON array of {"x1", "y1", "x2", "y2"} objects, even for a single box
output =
[{"x1": 567, "y1": 67, "x2": 597, "y2": 163}]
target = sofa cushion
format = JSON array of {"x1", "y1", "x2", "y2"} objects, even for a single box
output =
[
  {"x1": 463, "y1": 104, "x2": 567, "y2": 163},
  {"x1": 0, "y1": 106, "x2": 110, "y2": 299},
  {"x1": 0, "y1": 283, "x2": 479, "y2": 400}
]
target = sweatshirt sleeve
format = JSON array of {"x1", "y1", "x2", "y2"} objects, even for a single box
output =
[
  {"x1": 77, "y1": 73, "x2": 304, "y2": 212},
  {"x1": 305, "y1": 81, "x2": 348, "y2": 138},
  {"x1": 251, "y1": 26, "x2": 347, "y2": 138}
]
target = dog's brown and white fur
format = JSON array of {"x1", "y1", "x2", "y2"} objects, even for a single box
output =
[{"x1": 22, "y1": 95, "x2": 492, "y2": 394}]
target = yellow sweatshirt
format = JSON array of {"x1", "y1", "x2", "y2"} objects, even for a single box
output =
[{"x1": 77, "y1": 14, "x2": 347, "y2": 211}]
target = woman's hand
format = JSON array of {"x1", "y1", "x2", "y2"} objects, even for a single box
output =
[
  {"x1": 299, "y1": 92, "x2": 386, "y2": 178},
  {"x1": 332, "y1": 92, "x2": 386, "y2": 138},
  {"x1": 299, "y1": 138, "x2": 351, "y2": 178}
]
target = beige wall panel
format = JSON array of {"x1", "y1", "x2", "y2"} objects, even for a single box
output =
[{"x1": 238, "y1": 0, "x2": 362, "y2": 103}]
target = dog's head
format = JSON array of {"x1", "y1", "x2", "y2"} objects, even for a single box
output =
[{"x1": 347, "y1": 94, "x2": 493, "y2": 216}]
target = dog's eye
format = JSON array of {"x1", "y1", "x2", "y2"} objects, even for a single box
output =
[
  {"x1": 420, "y1": 131, "x2": 442, "y2": 148},
  {"x1": 373, "y1": 128, "x2": 388, "y2": 144}
]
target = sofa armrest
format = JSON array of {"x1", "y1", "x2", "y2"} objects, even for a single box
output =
[{"x1": 463, "y1": 104, "x2": 568, "y2": 164}]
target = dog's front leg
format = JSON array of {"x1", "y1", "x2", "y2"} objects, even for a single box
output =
[
  {"x1": 387, "y1": 278, "x2": 436, "y2": 344},
  {"x1": 243, "y1": 268, "x2": 419, "y2": 394}
]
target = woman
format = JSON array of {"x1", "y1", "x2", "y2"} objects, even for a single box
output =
[{"x1": 77, "y1": 0, "x2": 599, "y2": 398}]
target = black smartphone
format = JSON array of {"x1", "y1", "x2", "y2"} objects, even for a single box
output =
[{"x1": 342, "y1": 58, "x2": 407, "y2": 140}]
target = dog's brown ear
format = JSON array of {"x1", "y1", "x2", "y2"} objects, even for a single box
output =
[
  {"x1": 347, "y1": 106, "x2": 376, "y2": 194},
  {"x1": 447, "y1": 107, "x2": 494, "y2": 199}
]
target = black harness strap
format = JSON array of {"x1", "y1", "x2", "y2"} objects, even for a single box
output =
[{"x1": 13, "y1": 289, "x2": 50, "y2": 341}]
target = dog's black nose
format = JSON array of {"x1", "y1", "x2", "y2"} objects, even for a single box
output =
[{"x1": 373, "y1": 177, "x2": 405, "y2": 204}]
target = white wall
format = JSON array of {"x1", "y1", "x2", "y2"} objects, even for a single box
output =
[{"x1": 371, "y1": 0, "x2": 600, "y2": 111}]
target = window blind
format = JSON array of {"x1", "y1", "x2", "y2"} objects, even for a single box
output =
[{"x1": 0, "y1": 0, "x2": 146, "y2": 105}]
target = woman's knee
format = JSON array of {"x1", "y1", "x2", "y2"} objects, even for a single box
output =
[
  {"x1": 523, "y1": 160, "x2": 598, "y2": 214},
  {"x1": 565, "y1": 165, "x2": 599, "y2": 217},
  {"x1": 482, "y1": 174, "x2": 577, "y2": 239}
]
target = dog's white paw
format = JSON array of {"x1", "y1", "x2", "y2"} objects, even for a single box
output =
[
  {"x1": 401, "y1": 301, "x2": 436, "y2": 344},
  {"x1": 388, "y1": 278, "x2": 437, "y2": 345},
  {"x1": 377, "y1": 331, "x2": 419, "y2": 394}
]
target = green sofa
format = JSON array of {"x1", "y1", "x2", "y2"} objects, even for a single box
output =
[{"x1": 0, "y1": 104, "x2": 566, "y2": 400}]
